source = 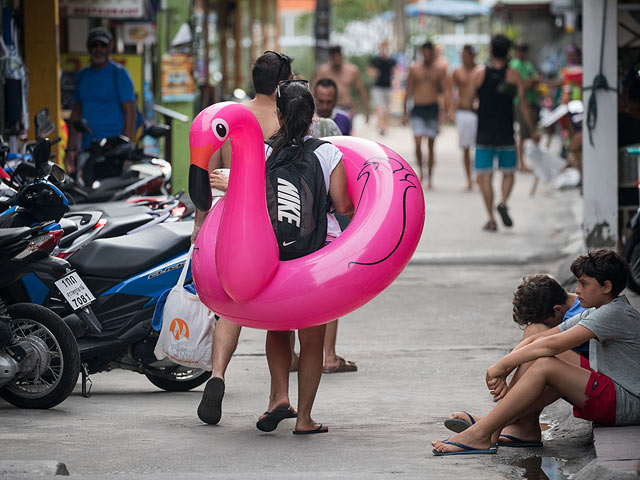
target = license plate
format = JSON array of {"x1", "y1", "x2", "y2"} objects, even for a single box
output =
[{"x1": 54, "y1": 271, "x2": 96, "y2": 311}]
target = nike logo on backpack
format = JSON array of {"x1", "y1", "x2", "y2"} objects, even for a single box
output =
[
  {"x1": 277, "y1": 178, "x2": 301, "y2": 226},
  {"x1": 282, "y1": 240, "x2": 296, "y2": 246}
]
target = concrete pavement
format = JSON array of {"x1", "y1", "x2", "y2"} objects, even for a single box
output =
[{"x1": 0, "y1": 118, "x2": 636, "y2": 479}]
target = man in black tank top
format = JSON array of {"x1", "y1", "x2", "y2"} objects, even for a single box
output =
[{"x1": 459, "y1": 35, "x2": 539, "y2": 232}]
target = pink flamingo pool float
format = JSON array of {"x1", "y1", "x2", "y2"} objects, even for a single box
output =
[{"x1": 188, "y1": 102, "x2": 425, "y2": 330}]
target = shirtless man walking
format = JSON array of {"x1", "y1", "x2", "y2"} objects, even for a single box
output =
[
  {"x1": 193, "y1": 51, "x2": 292, "y2": 425},
  {"x1": 314, "y1": 45, "x2": 370, "y2": 123},
  {"x1": 403, "y1": 42, "x2": 449, "y2": 189},
  {"x1": 450, "y1": 45, "x2": 478, "y2": 191}
]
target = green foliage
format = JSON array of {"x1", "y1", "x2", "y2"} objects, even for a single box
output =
[{"x1": 332, "y1": 0, "x2": 394, "y2": 32}]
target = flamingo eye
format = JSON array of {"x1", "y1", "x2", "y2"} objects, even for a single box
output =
[{"x1": 211, "y1": 119, "x2": 229, "y2": 141}]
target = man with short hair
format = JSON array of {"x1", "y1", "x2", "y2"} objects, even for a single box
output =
[
  {"x1": 312, "y1": 78, "x2": 352, "y2": 136},
  {"x1": 459, "y1": 34, "x2": 538, "y2": 232},
  {"x1": 66, "y1": 26, "x2": 137, "y2": 175},
  {"x1": 193, "y1": 51, "x2": 294, "y2": 425},
  {"x1": 313, "y1": 45, "x2": 370, "y2": 123},
  {"x1": 449, "y1": 44, "x2": 478, "y2": 191},
  {"x1": 403, "y1": 42, "x2": 449, "y2": 189}
]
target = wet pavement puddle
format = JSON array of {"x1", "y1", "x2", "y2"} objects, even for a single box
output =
[{"x1": 512, "y1": 456, "x2": 569, "y2": 480}]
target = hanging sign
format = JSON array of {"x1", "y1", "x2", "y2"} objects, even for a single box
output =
[
  {"x1": 161, "y1": 53, "x2": 196, "y2": 103},
  {"x1": 60, "y1": 0, "x2": 146, "y2": 19}
]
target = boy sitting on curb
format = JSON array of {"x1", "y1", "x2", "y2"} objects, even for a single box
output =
[
  {"x1": 432, "y1": 250, "x2": 640, "y2": 455},
  {"x1": 443, "y1": 274, "x2": 589, "y2": 448}
]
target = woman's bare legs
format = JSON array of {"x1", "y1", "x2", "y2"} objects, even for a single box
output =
[
  {"x1": 264, "y1": 330, "x2": 292, "y2": 413},
  {"x1": 296, "y1": 324, "x2": 327, "y2": 432}
]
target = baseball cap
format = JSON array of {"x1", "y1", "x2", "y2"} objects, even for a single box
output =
[{"x1": 87, "y1": 27, "x2": 113, "y2": 48}]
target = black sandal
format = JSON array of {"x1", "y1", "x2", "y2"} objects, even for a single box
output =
[
  {"x1": 256, "y1": 406, "x2": 297, "y2": 432},
  {"x1": 482, "y1": 220, "x2": 497, "y2": 232}
]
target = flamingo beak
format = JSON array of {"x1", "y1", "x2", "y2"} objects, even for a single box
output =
[{"x1": 189, "y1": 144, "x2": 214, "y2": 211}]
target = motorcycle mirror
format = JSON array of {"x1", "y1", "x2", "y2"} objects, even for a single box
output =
[
  {"x1": 33, "y1": 139, "x2": 52, "y2": 178},
  {"x1": 73, "y1": 119, "x2": 93, "y2": 137},
  {"x1": 34, "y1": 108, "x2": 55, "y2": 139},
  {"x1": 50, "y1": 164, "x2": 66, "y2": 183},
  {"x1": 144, "y1": 124, "x2": 170, "y2": 139}
]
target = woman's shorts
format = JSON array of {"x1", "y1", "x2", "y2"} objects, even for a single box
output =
[{"x1": 573, "y1": 356, "x2": 617, "y2": 426}]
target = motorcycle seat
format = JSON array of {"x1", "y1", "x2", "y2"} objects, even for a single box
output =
[
  {"x1": 0, "y1": 226, "x2": 31, "y2": 248},
  {"x1": 70, "y1": 202, "x2": 152, "y2": 218},
  {"x1": 96, "y1": 213, "x2": 153, "y2": 239},
  {"x1": 69, "y1": 221, "x2": 193, "y2": 278}
]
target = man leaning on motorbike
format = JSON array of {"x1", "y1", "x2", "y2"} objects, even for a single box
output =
[{"x1": 65, "y1": 27, "x2": 137, "y2": 178}]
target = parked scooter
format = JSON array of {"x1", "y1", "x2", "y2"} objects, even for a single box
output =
[
  {"x1": 0, "y1": 140, "x2": 80, "y2": 409},
  {"x1": 63, "y1": 220, "x2": 209, "y2": 394},
  {"x1": 5, "y1": 141, "x2": 209, "y2": 394},
  {"x1": 68, "y1": 119, "x2": 171, "y2": 203}
]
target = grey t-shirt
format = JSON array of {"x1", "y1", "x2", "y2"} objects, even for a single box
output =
[
  {"x1": 309, "y1": 117, "x2": 342, "y2": 138},
  {"x1": 559, "y1": 295, "x2": 640, "y2": 425}
]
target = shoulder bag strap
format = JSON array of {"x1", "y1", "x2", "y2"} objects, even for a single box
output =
[{"x1": 177, "y1": 244, "x2": 194, "y2": 287}]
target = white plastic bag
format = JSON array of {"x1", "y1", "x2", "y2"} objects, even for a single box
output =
[
  {"x1": 524, "y1": 140, "x2": 567, "y2": 184},
  {"x1": 154, "y1": 245, "x2": 215, "y2": 370}
]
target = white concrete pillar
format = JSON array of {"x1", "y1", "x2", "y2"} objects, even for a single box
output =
[{"x1": 582, "y1": 0, "x2": 618, "y2": 249}]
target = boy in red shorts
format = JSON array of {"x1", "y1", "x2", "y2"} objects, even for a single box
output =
[{"x1": 432, "y1": 249, "x2": 640, "y2": 455}]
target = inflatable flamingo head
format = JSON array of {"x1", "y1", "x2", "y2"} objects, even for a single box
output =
[{"x1": 188, "y1": 101, "x2": 262, "y2": 212}]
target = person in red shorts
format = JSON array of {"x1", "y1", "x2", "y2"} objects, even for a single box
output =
[{"x1": 432, "y1": 249, "x2": 640, "y2": 455}]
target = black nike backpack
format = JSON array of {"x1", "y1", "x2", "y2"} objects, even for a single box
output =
[{"x1": 265, "y1": 138, "x2": 330, "y2": 260}]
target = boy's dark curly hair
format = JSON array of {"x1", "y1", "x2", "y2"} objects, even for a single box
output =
[
  {"x1": 512, "y1": 274, "x2": 567, "y2": 327},
  {"x1": 570, "y1": 249, "x2": 629, "y2": 297}
]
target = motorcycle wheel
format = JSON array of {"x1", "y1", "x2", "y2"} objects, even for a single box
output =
[
  {"x1": 0, "y1": 303, "x2": 80, "y2": 409},
  {"x1": 145, "y1": 367, "x2": 211, "y2": 392}
]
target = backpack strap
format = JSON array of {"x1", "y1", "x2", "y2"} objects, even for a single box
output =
[
  {"x1": 302, "y1": 137, "x2": 333, "y2": 212},
  {"x1": 303, "y1": 137, "x2": 329, "y2": 152}
]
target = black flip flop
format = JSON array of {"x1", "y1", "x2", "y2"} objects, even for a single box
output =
[
  {"x1": 292, "y1": 424, "x2": 328, "y2": 435},
  {"x1": 197, "y1": 377, "x2": 225, "y2": 425},
  {"x1": 256, "y1": 407, "x2": 296, "y2": 432},
  {"x1": 497, "y1": 434, "x2": 543, "y2": 448},
  {"x1": 497, "y1": 204, "x2": 513, "y2": 227},
  {"x1": 444, "y1": 411, "x2": 476, "y2": 433}
]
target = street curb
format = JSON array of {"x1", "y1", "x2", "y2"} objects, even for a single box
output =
[
  {"x1": 0, "y1": 460, "x2": 69, "y2": 477},
  {"x1": 408, "y1": 251, "x2": 566, "y2": 266}
]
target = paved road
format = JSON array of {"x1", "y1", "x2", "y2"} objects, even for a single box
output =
[{"x1": 0, "y1": 121, "x2": 594, "y2": 479}]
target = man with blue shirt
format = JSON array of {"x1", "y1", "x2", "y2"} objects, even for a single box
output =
[{"x1": 65, "y1": 27, "x2": 137, "y2": 175}]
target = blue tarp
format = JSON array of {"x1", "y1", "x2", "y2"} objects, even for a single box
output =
[{"x1": 405, "y1": 1, "x2": 490, "y2": 19}]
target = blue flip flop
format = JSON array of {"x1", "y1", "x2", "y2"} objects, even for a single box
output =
[
  {"x1": 432, "y1": 439, "x2": 498, "y2": 456},
  {"x1": 497, "y1": 434, "x2": 543, "y2": 448},
  {"x1": 444, "y1": 411, "x2": 476, "y2": 433}
]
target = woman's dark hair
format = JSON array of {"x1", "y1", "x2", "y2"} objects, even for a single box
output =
[
  {"x1": 512, "y1": 274, "x2": 567, "y2": 327},
  {"x1": 570, "y1": 249, "x2": 629, "y2": 297},
  {"x1": 268, "y1": 81, "x2": 315, "y2": 162}
]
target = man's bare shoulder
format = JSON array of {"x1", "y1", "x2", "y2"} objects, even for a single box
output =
[{"x1": 244, "y1": 98, "x2": 278, "y2": 139}]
